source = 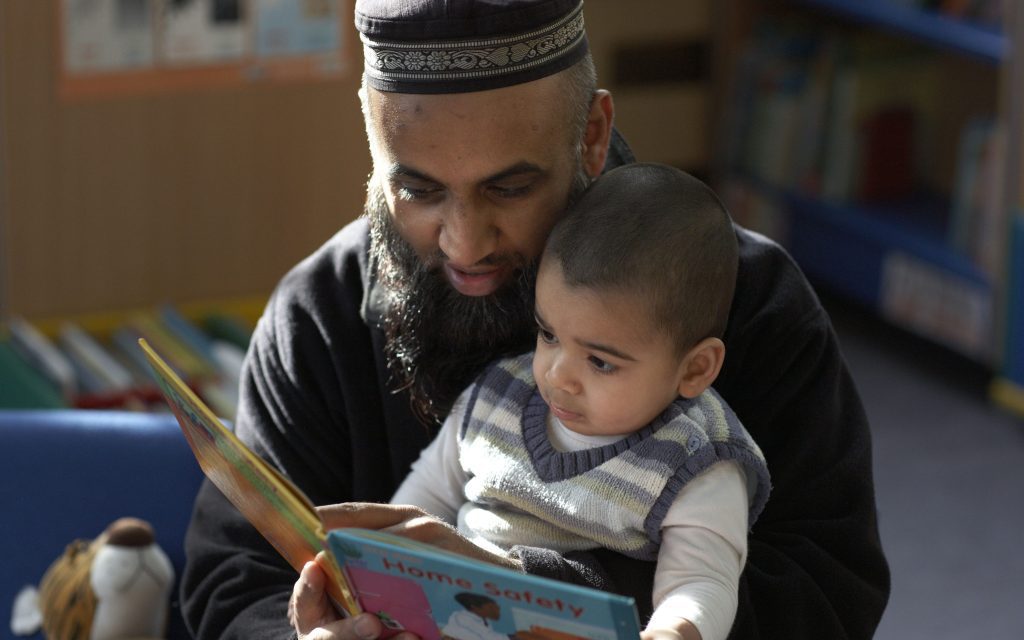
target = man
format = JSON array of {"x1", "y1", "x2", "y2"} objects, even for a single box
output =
[{"x1": 181, "y1": 1, "x2": 890, "y2": 639}]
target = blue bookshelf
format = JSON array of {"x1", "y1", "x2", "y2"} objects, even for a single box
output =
[
  {"x1": 720, "y1": 0, "x2": 1022, "y2": 385},
  {"x1": 793, "y1": 0, "x2": 1008, "y2": 62},
  {"x1": 784, "y1": 192, "x2": 991, "y2": 297},
  {"x1": 736, "y1": 178, "x2": 996, "y2": 361}
]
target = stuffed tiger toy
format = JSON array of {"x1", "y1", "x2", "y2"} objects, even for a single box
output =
[{"x1": 24, "y1": 518, "x2": 174, "y2": 640}]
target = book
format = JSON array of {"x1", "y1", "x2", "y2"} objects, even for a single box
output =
[
  {"x1": 0, "y1": 339, "x2": 67, "y2": 409},
  {"x1": 6, "y1": 317, "x2": 78, "y2": 399},
  {"x1": 328, "y1": 528, "x2": 641, "y2": 640},
  {"x1": 59, "y1": 322, "x2": 136, "y2": 394},
  {"x1": 137, "y1": 338, "x2": 360, "y2": 617},
  {"x1": 138, "y1": 338, "x2": 641, "y2": 639},
  {"x1": 948, "y1": 116, "x2": 1008, "y2": 277}
]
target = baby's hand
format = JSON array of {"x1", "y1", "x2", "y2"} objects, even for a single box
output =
[
  {"x1": 640, "y1": 630, "x2": 685, "y2": 640},
  {"x1": 640, "y1": 620, "x2": 702, "y2": 640}
]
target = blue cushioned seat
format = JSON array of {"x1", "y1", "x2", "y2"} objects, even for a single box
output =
[{"x1": 0, "y1": 410, "x2": 204, "y2": 639}]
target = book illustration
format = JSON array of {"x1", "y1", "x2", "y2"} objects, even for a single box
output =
[
  {"x1": 345, "y1": 565, "x2": 436, "y2": 638},
  {"x1": 328, "y1": 528, "x2": 640, "y2": 640},
  {"x1": 137, "y1": 338, "x2": 360, "y2": 617},
  {"x1": 141, "y1": 338, "x2": 640, "y2": 638}
]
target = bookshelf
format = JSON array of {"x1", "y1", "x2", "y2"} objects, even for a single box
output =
[{"x1": 714, "y1": 0, "x2": 1024, "y2": 417}]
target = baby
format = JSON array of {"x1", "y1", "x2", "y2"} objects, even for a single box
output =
[{"x1": 393, "y1": 163, "x2": 771, "y2": 640}]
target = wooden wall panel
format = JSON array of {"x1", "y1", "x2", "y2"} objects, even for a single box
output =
[
  {"x1": 586, "y1": 0, "x2": 713, "y2": 172},
  {"x1": 0, "y1": 0, "x2": 712, "y2": 319},
  {"x1": 1, "y1": 1, "x2": 369, "y2": 318}
]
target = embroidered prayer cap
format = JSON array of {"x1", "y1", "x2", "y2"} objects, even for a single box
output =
[{"x1": 355, "y1": 0, "x2": 588, "y2": 94}]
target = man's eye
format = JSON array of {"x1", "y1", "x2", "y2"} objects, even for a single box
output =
[
  {"x1": 538, "y1": 328, "x2": 557, "y2": 344},
  {"x1": 489, "y1": 182, "x2": 532, "y2": 199},
  {"x1": 588, "y1": 356, "x2": 616, "y2": 374},
  {"x1": 397, "y1": 183, "x2": 441, "y2": 200}
]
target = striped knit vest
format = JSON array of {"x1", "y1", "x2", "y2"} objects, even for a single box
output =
[{"x1": 457, "y1": 353, "x2": 771, "y2": 561}]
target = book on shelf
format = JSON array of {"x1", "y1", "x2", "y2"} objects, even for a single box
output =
[
  {"x1": 0, "y1": 308, "x2": 249, "y2": 412},
  {"x1": 822, "y1": 35, "x2": 939, "y2": 203},
  {"x1": 59, "y1": 322, "x2": 137, "y2": 395},
  {"x1": 725, "y1": 23, "x2": 942, "y2": 204},
  {"x1": 0, "y1": 338, "x2": 67, "y2": 409},
  {"x1": 6, "y1": 317, "x2": 77, "y2": 399},
  {"x1": 138, "y1": 339, "x2": 642, "y2": 640},
  {"x1": 948, "y1": 115, "x2": 1008, "y2": 277}
]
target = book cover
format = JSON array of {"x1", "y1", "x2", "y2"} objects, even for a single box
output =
[
  {"x1": 328, "y1": 528, "x2": 641, "y2": 640},
  {"x1": 138, "y1": 338, "x2": 360, "y2": 617}
]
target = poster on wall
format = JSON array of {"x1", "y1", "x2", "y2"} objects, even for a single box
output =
[
  {"x1": 160, "y1": 0, "x2": 248, "y2": 65},
  {"x1": 58, "y1": 0, "x2": 350, "y2": 99},
  {"x1": 255, "y1": 0, "x2": 340, "y2": 57},
  {"x1": 62, "y1": 0, "x2": 155, "y2": 73},
  {"x1": 252, "y1": 0, "x2": 345, "y2": 77}
]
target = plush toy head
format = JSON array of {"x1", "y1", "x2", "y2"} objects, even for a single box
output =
[{"x1": 35, "y1": 517, "x2": 174, "y2": 640}]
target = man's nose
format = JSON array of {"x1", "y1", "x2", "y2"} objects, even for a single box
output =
[{"x1": 438, "y1": 199, "x2": 497, "y2": 266}]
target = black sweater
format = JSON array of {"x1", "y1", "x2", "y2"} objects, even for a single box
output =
[{"x1": 181, "y1": 204, "x2": 889, "y2": 640}]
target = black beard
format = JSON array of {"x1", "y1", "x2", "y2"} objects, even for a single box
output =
[{"x1": 367, "y1": 172, "x2": 588, "y2": 425}]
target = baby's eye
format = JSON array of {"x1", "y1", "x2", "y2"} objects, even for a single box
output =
[{"x1": 588, "y1": 356, "x2": 616, "y2": 374}]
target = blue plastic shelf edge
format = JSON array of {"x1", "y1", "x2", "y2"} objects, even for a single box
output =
[
  {"x1": 791, "y1": 0, "x2": 1008, "y2": 63},
  {"x1": 990, "y1": 215, "x2": 1024, "y2": 418},
  {"x1": 735, "y1": 173, "x2": 992, "y2": 289},
  {"x1": 734, "y1": 176, "x2": 996, "y2": 361},
  {"x1": 783, "y1": 192, "x2": 991, "y2": 288},
  {"x1": 1002, "y1": 216, "x2": 1024, "y2": 383}
]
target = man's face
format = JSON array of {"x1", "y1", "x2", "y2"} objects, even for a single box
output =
[
  {"x1": 364, "y1": 74, "x2": 594, "y2": 422},
  {"x1": 366, "y1": 74, "x2": 582, "y2": 297}
]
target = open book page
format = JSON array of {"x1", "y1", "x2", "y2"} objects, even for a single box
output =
[{"x1": 139, "y1": 338, "x2": 359, "y2": 617}]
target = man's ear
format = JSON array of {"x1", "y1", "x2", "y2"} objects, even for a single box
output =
[
  {"x1": 677, "y1": 337, "x2": 726, "y2": 399},
  {"x1": 581, "y1": 89, "x2": 614, "y2": 177}
]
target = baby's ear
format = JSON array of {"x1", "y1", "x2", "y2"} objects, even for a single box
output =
[{"x1": 677, "y1": 337, "x2": 725, "y2": 399}]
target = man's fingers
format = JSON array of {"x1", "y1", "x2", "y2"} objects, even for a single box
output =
[
  {"x1": 317, "y1": 502, "x2": 425, "y2": 530},
  {"x1": 293, "y1": 562, "x2": 394, "y2": 639},
  {"x1": 290, "y1": 561, "x2": 330, "y2": 633},
  {"x1": 317, "y1": 503, "x2": 457, "y2": 550},
  {"x1": 321, "y1": 613, "x2": 387, "y2": 640},
  {"x1": 382, "y1": 514, "x2": 458, "y2": 544}
]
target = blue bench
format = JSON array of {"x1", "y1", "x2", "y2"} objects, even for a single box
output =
[{"x1": 1, "y1": 410, "x2": 204, "y2": 639}]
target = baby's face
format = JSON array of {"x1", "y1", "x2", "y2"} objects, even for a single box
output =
[{"x1": 531, "y1": 260, "x2": 688, "y2": 437}]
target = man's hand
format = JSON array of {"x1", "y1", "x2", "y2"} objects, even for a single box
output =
[
  {"x1": 317, "y1": 502, "x2": 522, "y2": 570},
  {"x1": 290, "y1": 556, "x2": 419, "y2": 640}
]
